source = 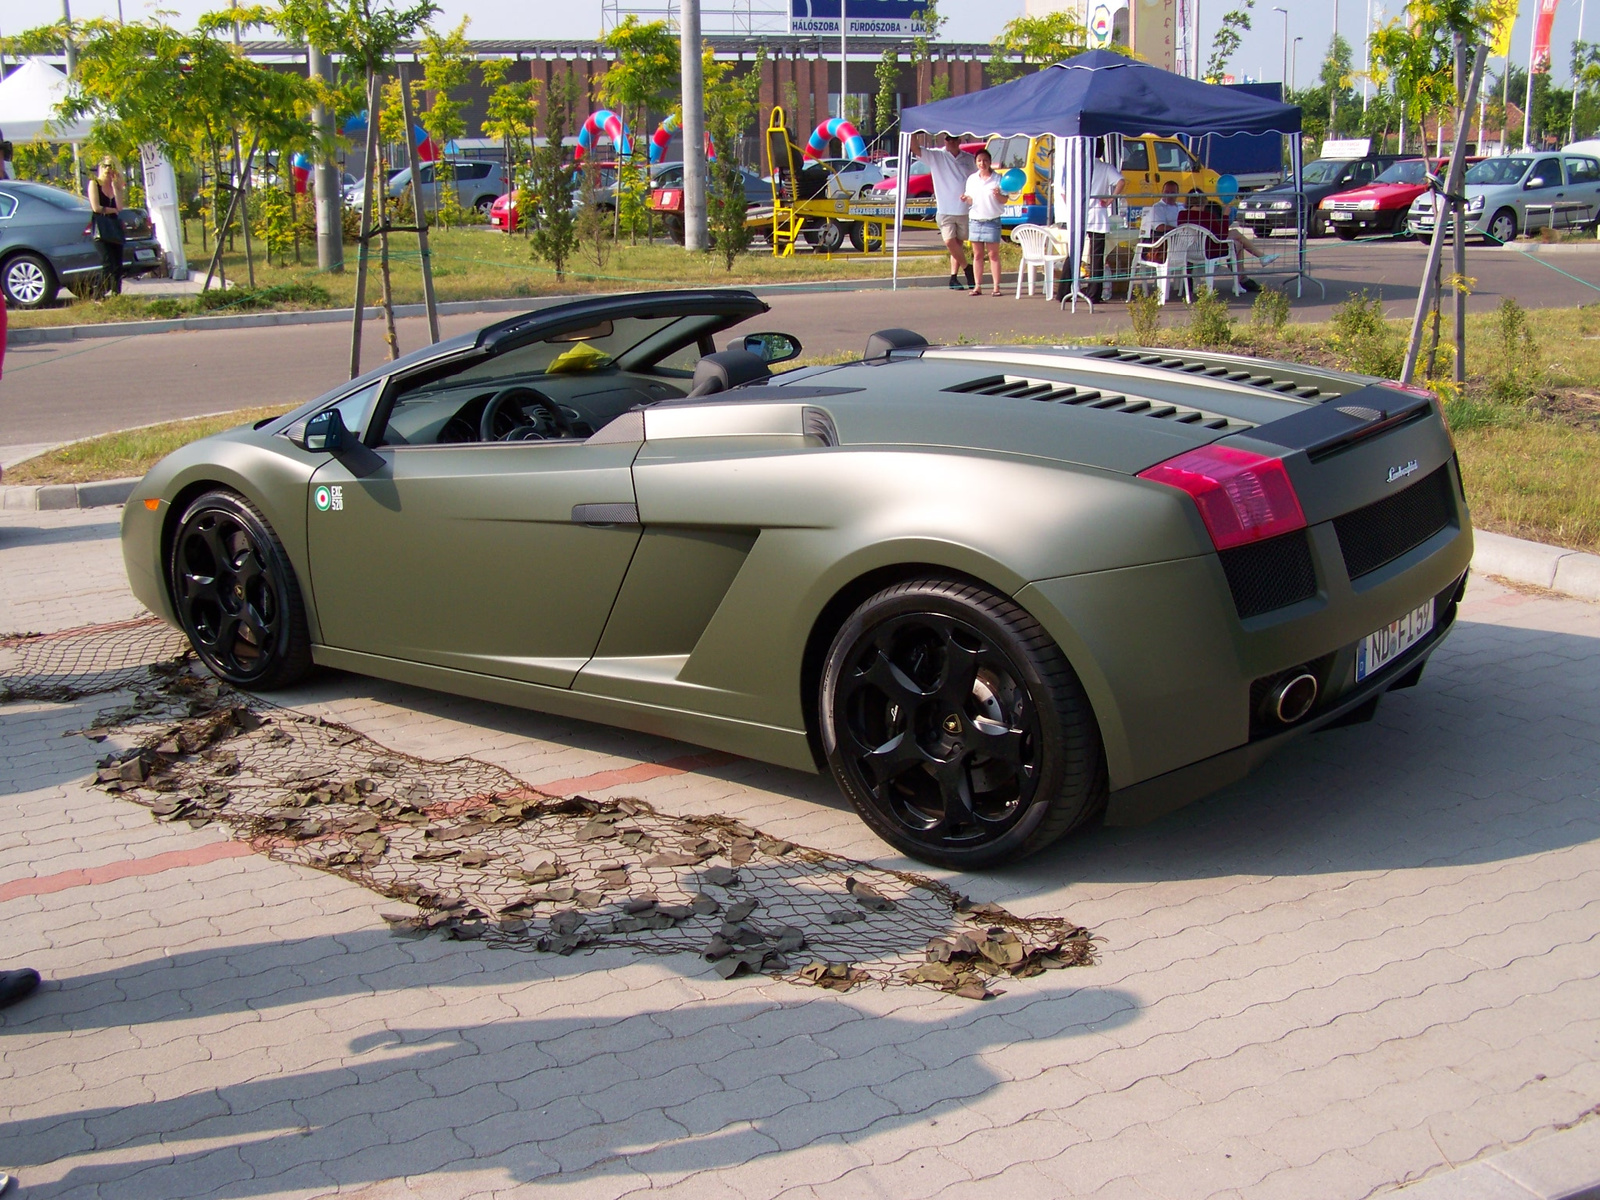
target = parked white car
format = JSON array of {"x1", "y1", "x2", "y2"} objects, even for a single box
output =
[{"x1": 1408, "y1": 151, "x2": 1600, "y2": 243}]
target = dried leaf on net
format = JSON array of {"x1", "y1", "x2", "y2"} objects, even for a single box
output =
[{"x1": 34, "y1": 620, "x2": 1097, "y2": 999}]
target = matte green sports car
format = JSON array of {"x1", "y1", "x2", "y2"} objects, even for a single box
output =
[{"x1": 122, "y1": 289, "x2": 1472, "y2": 868}]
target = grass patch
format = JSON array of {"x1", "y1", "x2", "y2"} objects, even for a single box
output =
[
  {"x1": 6, "y1": 405, "x2": 294, "y2": 486},
  {"x1": 1454, "y1": 421, "x2": 1600, "y2": 552},
  {"x1": 8, "y1": 228, "x2": 972, "y2": 328}
]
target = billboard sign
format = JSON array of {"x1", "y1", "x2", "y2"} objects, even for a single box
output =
[{"x1": 790, "y1": 0, "x2": 927, "y2": 36}]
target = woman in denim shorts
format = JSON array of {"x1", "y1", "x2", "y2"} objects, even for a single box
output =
[{"x1": 962, "y1": 149, "x2": 1005, "y2": 295}]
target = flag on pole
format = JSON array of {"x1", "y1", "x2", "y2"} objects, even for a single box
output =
[
  {"x1": 1490, "y1": 4, "x2": 1516, "y2": 57},
  {"x1": 1532, "y1": 0, "x2": 1562, "y2": 72}
]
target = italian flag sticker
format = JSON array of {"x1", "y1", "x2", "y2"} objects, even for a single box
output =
[{"x1": 314, "y1": 485, "x2": 331, "y2": 511}]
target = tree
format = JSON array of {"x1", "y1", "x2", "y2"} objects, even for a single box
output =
[
  {"x1": 1571, "y1": 42, "x2": 1600, "y2": 141},
  {"x1": 1204, "y1": 1, "x2": 1254, "y2": 84},
  {"x1": 527, "y1": 73, "x2": 579, "y2": 281},
  {"x1": 989, "y1": 12, "x2": 1100, "y2": 83},
  {"x1": 599, "y1": 17, "x2": 679, "y2": 242},
  {"x1": 910, "y1": 0, "x2": 947, "y2": 101},
  {"x1": 704, "y1": 48, "x2": 763, "y2": 270},
  {"x1": 417, "y1": 20, "x2": 473, "y2": 226},
  {"x1": 874, "y1": 49, "x2": 899, "y2": 148},
  {"x1": 480, "y1": 58, "x2": 540, "y2": 178}
]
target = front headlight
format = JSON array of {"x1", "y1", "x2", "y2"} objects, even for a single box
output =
[
  {"x1": 1271, "y1": 200, "x2": 1293, "y2": 210},
  {"x1": 1357, "y1": 199, "x2": 1379, "y2": 211},
  {"x1": 1467, "y1": 195, "x2": 1485, "y2": 212}
]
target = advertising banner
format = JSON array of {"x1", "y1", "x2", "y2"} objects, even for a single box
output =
[
  {"x1": 790, "y1": 0, "x2": 927, "y2": 36},
  {"x1": 139, "y1": 143, "x2": 188, "y2": 280},
  {"x1": 1531, "y1": 0, "x2": 1561, "y2": 72}
]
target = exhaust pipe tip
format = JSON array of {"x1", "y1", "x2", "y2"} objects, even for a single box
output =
[{"x1": 1273, "y1": 673, "x2": 1319, "y2": 724}]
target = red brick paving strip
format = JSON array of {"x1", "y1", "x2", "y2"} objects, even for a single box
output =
[
  {"x1": 0, "y1": 841, "x2": 254, "y2": 902},
  {"x1": 0, "y1": 753, "x2": 738, "y2": 904}
]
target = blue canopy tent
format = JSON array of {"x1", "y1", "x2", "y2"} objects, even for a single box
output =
[{"x1": 893, "y1": 50, "x2": 1305, "y2": 307}]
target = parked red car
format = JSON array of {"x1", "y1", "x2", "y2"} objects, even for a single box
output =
[{"x1": 1320, "y1": 156, "x2": 1481, "y2": 240}]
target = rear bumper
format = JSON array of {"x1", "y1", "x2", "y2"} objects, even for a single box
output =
[
  {"x1": 1102, "y1": 567, "x2": 1467, "y2": 825},
  {"x1": 1018, "y1": 475, "x2": 1474, "y2": 821}
]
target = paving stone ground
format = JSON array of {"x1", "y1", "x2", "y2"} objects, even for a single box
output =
[{"x1": 3, "y1": 505, "x2": 1599, "y2": 1200}]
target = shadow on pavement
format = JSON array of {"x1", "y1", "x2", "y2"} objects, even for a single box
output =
[{"x1": 0, "y1": 971, "x2": 1141, "y2": 1194}]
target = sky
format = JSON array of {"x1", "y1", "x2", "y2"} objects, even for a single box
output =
[{"x1": 4, "y1": 0, "x2": 1593, "y2": 86}]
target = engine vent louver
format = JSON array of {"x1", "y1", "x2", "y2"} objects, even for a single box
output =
[
  {"x1": 944, "y1": 374, "x2": 1250, "y2": 431},
  {"x1": 1084, "y1": 346, "x2": 1334, "y2": 401}
]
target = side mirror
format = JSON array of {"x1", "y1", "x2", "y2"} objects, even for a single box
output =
[
  {"x1": 741, "y1": 332, "x2": 803, "y2": 365},
  {"x1": 296, "y1": 407, "x2": 348, "y2": 454},
  {"x1": 1525, "y1": 177, "x2": 1546, "y2": 189}
]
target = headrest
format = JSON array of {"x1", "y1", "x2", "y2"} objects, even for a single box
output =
[
  {"x1": 687, "y1": 349, "x2": 771, "y2": 398},
  {"x1": 864, "y1": 328, "x2": 929, "y2": 363}
]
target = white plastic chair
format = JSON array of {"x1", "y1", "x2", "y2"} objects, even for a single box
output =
[
  {"x1": 1196, "y1": 227, "x2": 1243, "y2": 296},
  {"x1": 1010, "y1": 224, "x2": 1068, "y2": 299},
  {"x1": 1132, "y1": 224, "x2": 1204, "y2": 304}
]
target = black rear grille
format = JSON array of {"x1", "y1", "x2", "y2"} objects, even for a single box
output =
[
  {"x1": 1334, "y1": 465, "x2": 1455, "y2": 580},
  {"x1": 1219, "y1": 530, "x2": 1318, "y2": 618}
]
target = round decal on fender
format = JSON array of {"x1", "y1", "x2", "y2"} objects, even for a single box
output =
[{"x1": 314, "y1": 485, "x2": 331, "y2": 511}]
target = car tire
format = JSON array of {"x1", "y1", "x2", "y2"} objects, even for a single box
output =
[
  {"x1": 814, "y1": 219, "x2": 846, "y2": 253},
  {"x1": 169, "y1": 490, "x2": 313, "y2": 691},
  {"x1": 846, "y1": 222, "x2": 883, "y2": 253},
  {"x1": 820, "y1": 577, "x2": 1106, "y2": 869},
  {"x1": 1486, "y1": 207, "x2": 1517, "y2": 245},
  {"x1": 473, "y1": 195, "x2": 495, "y2": 215},
  {"x1": 2, "y1": 252, "x2": 59, "y2": 309}
]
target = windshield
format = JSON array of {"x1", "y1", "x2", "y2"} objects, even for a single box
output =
[
  {"x1": 9, "y1": 180, "x2": 90, "y2": 210},
  {"x1": 414, "y1": 315, "x2": 696, "y2": 392},
  {"x1": 1374, "y1": 159, "x2": 1427, "y2": 185},
  {"x1": 1302, "y1": 159, "x2": 1352, "y2": 184},
  {"x1": 1466, "y1": 157, "x2": 1532, "y2": 185}
]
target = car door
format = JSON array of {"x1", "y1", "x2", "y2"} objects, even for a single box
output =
[
  {"x1": 1521, "y1": 156, "x2": 1564, "y2": 230},
  {"x1": 1560, "y1": 155, "x2": 1600, "y2": 225}
]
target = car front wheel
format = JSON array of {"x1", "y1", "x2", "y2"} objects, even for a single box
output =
[
  {"x1": 169, "y1": 490, "x2": 313, "y2": 690},
  {"x1": 1486, "y1": 207, "x2": 1517, "y2": 244},
  {"x1": 2, "y1": 252, "x2": 59, "y2": 309},
  {"x1": 820, "y1": 578, "x2": 1106, "y2": 869}
]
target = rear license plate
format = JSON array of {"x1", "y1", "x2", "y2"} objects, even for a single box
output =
[
  {"x1": 1356, "y1": 599, "x2": 1435, "y2": 681},
  {"x1": 135, "y1": 248, "x2": 156, "y2": 260}
]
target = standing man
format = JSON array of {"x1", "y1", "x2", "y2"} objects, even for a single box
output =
[
  {"x1": 911, "y1": 132, "x2": 976, "y2": 291},
  {"x1": 1055, "y1": 143, "x2": 1124, "y2": 304}
]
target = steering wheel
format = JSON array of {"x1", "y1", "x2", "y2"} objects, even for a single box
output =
[{"x1": 478, "y1": 385, "x2": 576, "y2": 443}]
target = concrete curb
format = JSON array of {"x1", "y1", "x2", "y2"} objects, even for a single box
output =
[
  {"x1": 1473, "y1": 529, "x2": 1600, "y2": 602},
  {"x1": 1, "y1": 477, "x2": 139, "y2": 512},
  {"x1": 4, "y1": 274, "x2": 951, "y2": 346},
  {"x1": 1392, "y1": 1114, "x2": 1600, "y2": 1197}
]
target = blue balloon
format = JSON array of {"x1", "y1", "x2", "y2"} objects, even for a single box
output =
[
  {"x1": 999, "y1": 167, "x2": 1027, "y2": 194},
  {"x1": 1216, "y1": 174, "x2": 1239, "y2": 200}
]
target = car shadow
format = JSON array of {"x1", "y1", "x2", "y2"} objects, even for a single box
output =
[{"x1": 1, "y1": 940, "x2": 1140, "y2": 1193}]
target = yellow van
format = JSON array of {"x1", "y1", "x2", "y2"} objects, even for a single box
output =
[{"x1": 1121, "y1": 135, "x2": 1220, "y2": 201}]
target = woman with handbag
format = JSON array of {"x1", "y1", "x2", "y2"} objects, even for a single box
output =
[{"x1": 87, "y1": 158, "x2": 126, "y2": 297}]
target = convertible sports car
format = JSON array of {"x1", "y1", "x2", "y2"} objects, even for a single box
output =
[{"x1": 123, "y1": 289, "x2": 1472, "y2": 868}]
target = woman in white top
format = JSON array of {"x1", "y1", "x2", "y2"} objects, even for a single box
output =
[{"x1": 960, "y1": 149, "x2": 1006, "y2": 296}]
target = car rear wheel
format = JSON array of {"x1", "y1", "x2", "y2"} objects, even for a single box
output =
[
  {"x1": 820, "y1": 578, "x2": 1106, "y2": 869},
  {"x1": 169, "y1": 490, "x2": 312, "y2": 690},
  {"x1": 473, "y1": 195, "x2": 495, "y2": 215},
  {"x1": 1486, "y1": 207, "x2": 1517, "y2": 244},
  {"x1": 2, "y1": 252, "x2": 59, "y2": 309}
]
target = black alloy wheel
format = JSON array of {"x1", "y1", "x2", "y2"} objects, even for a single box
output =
[
  {"x1": 821, "y1": 578, "x2": 1105, "y2": 868},
  {"x1": 169, "y1": 490, "x2": 312, "y2": 690}
]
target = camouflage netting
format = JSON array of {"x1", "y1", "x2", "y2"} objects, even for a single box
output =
[{"x1": 3, "y1": 620, "x2": 1097, "y2": 998}]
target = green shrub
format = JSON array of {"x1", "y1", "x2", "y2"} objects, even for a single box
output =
[
  {"x1": 1330, "y1": 290, "x2": 1403, "y2": 378},
  {"x1": 144, "y1": 297, "x2": 186, "y2": 319},
  {"x1": 1488, "y1": 296, "x2": 1542, "y2": 401},
  {"x1": 1251, "y1": 286, "x2": 1290, "y2": 333},
  {"x1": 1128, "y1": 287, "x2": 1161, "y2": 344},
  {"x1": 194, "y1": 281, "x2": 332, "y2": 312},
  {"x1": 1187, "y1": 286, "x2": 1233, "y2": 348}
]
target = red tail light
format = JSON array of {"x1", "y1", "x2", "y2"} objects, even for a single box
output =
[
  {"x1": 1138, "y1": 444, "x2": 1306, "y2": 550},
  {"x1": 1021, "y1": 192, "x2": 1039, "y2": 204}
]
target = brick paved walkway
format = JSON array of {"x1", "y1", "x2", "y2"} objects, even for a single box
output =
[{"x1": 3, "y1": 507, "x2": 1598, "y2": 1199}]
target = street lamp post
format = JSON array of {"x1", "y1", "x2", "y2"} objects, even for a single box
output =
[
  {"x1": 1273, "y1": 7, "x2": 1289, "y2": 92},
  {"x1": 1292, "y1": 36, "x2": 1303, "y2": 93},
  {"x1": 681, "y1": 0, "x2": 707, "y2": 251}
]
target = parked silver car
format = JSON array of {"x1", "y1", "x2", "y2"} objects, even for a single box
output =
[
  {"x1": 0, "y1": 179, "x2": 163, "y2": 308},
  {"x1": 348, "y1": 159, "x2": 507, "y2": 216},
  {"x1": 1407, "y1": 152, "x2": 1600, "y2": 243}
]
